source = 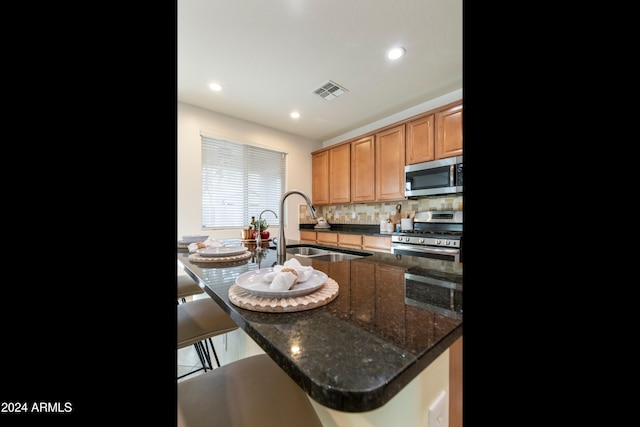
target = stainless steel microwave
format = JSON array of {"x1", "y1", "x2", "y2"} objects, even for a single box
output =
[{"x1": 404, "y1": 156, "x2": 463, "y2": 197}]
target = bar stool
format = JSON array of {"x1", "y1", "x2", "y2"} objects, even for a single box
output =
[
  {"x1": 177, "y1": 298, "x2": 239, "y2": 379},
  {"x1": 177, "y1": 275, "x2": 203, "y2": 303},
  {"x1": 178, "y1": 353, "x2": 323, "y2": 427}
]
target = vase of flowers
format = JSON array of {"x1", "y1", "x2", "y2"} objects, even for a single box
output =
[{"x1": 252, "y1": 219, "x2": 270, "y2": 240}]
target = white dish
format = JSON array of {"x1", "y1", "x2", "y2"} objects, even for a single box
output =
[
  {"x1": 235, "y1": 268, "x2": 328, "y2": 298},
  {"x1": 196, "y1": 247, "x2": 248, "y2": 257},
  {"x1": 181, "y1": 235, "x2": 209, "y2": 243},
  {"x1": 314, "y1": 225, "x2": 331, "y2": 229}
]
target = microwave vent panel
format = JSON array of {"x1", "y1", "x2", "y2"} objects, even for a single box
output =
[{"x1": 313, "y1": 80, "x2": 348, "y2": 101}]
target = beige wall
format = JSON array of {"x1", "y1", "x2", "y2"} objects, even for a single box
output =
[{"x1": 178, "y1": 102, "x2": 322, "y2": 241}]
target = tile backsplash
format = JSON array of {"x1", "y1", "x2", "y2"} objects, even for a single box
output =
[{"x1": 299, "y1": 195, "x2": 463, "y2": 224}]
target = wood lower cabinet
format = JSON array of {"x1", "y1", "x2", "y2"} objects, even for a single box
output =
[
  {"x1": 316, "y1": 232, "x2": 338, "y2": 245},
  {"x1": 435, "y1": 102, "x2": 463, "y2": 159},
  {"x1": 338, "y1": 233, "x2": 362, "y2": 249},
  {"x1": 299, "y1": 230, "x2": 317, "y2": 243},
  {"x1": 362, "y1": 235, "x2": 391, "y2": 253},
  {"x1": 375, "y1": 125, "x2": 406, "y2": 201},
  {"x1": 298, "y1": 231, "x2": 389, "y2": 253}
]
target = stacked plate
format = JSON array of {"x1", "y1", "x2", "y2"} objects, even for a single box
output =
[
  {"x1": 195, "y1": 247, "x2": 247, "y2": 257},
  {"x1": 235, "y1": 269, "x2": 328, "y2": 298},
  {"x1": 181, "y1": 235, "x2": 209, "y2": 243}
]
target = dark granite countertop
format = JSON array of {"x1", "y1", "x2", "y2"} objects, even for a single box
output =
[
  {"x1": 299, "y1": 223, "x2": 393, "y2": 236},
  {"x1": 177, "y1": 240, "x2": 462, "y2": 412}
]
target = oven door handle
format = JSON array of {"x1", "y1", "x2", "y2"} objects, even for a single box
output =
[{"x1": 391, "y1": 243, "x2": 460, "y2": 256}]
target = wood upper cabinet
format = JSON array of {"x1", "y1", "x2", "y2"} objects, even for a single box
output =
[
  {"x1": 311, "y1": 150, "x2": 329, "y2": 205},
  {"x1": 351, "y1": 136, "x2": 375, "y2": 202},
  {"x1": 405, "y1": 114, "x2": 435, "y2": 165},
  {"x1": 375, "y1": 125, "x2": 406, "y2": 201},
  {"x1": 329, "y1": 144, "x2": 351, "y2": 204},
  {"x1": 406, "y1": 101, "x2": 462, "y2": 164},
  {"x1": 435, "y1": 102, "x2": 463, "y2": 159},
  {"x1": 312, "y1": 100, "x2": 461, "y2": 205}
]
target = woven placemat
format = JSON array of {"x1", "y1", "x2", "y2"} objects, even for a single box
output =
[
  {"x1": 187, "y1": 251, "x2": 252, "y2": 263},
  {"x1": 228, "y1": 278, "x2": 339, "y2": 312}
]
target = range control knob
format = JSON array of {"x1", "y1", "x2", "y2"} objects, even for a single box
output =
[{"x1": 419, "y1": 238, "x2": 425, "y2": 244}]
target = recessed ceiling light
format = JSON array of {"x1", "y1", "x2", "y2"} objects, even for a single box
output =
[
  {"x1": 387, "y1": 47, "x2": 406, "y2": 60},
  {"x1": 290, "y1": 112, "x2": 300, "y2": 119},
  {"x1": 209, "y1": 82, "x2": 223, "y2": 91}
]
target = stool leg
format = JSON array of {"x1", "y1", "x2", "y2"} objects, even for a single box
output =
[
  {"x1": 178, "y1": 343, "x2": 208, "y2": 380},
  {"x1": 197, "y1": 338, "x2": 219, "y2": 369},
  {"x1": 204, "y1": 337, "x2": 221, "y2": 368},
  {"x1": 193, "y1": 342, "x2": 210, "y2": 371},
  {"x1": 198, "y1": 341, "x2": 216, "y2": 370}
]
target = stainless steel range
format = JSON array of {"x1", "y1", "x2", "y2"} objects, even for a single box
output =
[{"x1": 390, "y1": 210, "x2": 462, "y2": 262}]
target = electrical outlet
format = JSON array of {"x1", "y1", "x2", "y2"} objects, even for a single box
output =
[{"x1": 428, "y1": 390, "x2": 447, "y2": 427}]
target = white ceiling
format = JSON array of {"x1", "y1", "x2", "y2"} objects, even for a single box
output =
[{"x1": 177, "y1": 0, "x2": 462, "y2": 142}]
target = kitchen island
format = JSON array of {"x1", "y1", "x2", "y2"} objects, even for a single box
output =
[{"x1": 177, "y1": 241, "x2": 462, "y2": 414}]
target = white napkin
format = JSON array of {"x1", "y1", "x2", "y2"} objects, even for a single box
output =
[
  {"x1": 269, "y1": 270, "x2": 299, "y2": 291},
  {"x1": 204, "y1": 237, "x2": 224, "y2": 247},
  {"x1": 263, "y1": 258, "x2": 314, "y2": 283},
  {"x1": 187, "y1": 237, "x2": 225, "y2": 253}
]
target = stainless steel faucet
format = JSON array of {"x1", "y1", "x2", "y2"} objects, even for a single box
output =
[
  {"x1": 255, "y1": 209, "x2": 278, "y2": 249},
  {"x1": 276, "y1": 190, "x2": 317, "y2": 256}
]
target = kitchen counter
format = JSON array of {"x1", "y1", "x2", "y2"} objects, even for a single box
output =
[
  {"x1": 177, "y1": 241, "x2": 462, "y2": 412},
  {"x1": 300, "y1": 223, "x2": 393, "y2": 236}
]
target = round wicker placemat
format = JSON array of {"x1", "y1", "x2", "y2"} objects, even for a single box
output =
[
  {"x1": 188, "y1": 251, "x2": 252, "y2": 263},
  {"x1": 228, "y1": 278, "x2": 339, "y2": 312}
]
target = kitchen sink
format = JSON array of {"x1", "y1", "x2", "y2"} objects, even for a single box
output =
[
  {"x1": 305, "y1": 253, "x2": 362, "y2": 261},
  {"x1": 286, "y1": 245, "x2": 372, "y2": 261},
  {"x1": 288, "y1": 247, "x2": 331, "y2": 257}
]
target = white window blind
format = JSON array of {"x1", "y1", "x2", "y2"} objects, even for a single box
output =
[{"x1": 201, "y1": 136, "x2": 286, "y2": 229}]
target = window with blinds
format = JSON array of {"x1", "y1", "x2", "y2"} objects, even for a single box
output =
[{"x1": 201, "y1": 136, "x2": 286, "y2": 229}]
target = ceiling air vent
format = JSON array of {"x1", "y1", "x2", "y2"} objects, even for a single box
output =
[{"x1": 313, "y1": 80, "x2": 348, "y2": 101}]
